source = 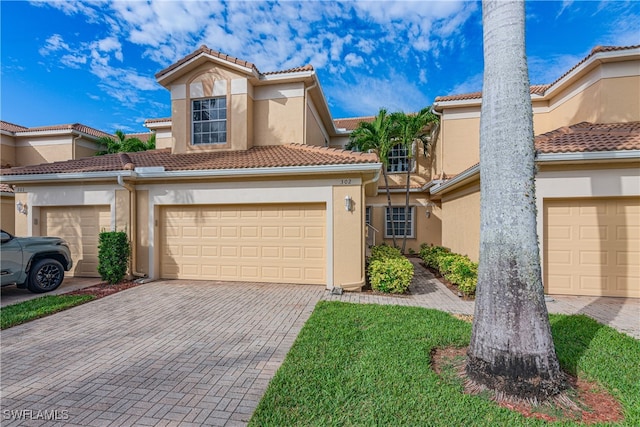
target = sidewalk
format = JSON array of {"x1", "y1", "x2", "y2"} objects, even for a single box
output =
[
  {"x1": 0, "y1": 277, "x2": 101, "y2": 308},
  {"x1": 324, "y1": 258, "x2": 640, "y2": 340}
]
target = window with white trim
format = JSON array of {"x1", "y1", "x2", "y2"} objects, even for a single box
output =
[
  {"x1": 387, "y1": 143, "x2": 409, "y2": 173},
  {"x1": 365, "y1": 206, "x2": 372, "y2": 225},
  {"x1": 192, "y1": 97, "x2": 227, "y2": 145},
  {"x1": 385, "y1": 206, "x2": 414, "y2": 238}
]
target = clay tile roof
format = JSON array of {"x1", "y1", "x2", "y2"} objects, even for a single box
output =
[
  {"x1": 434, "y1": 45, "x2": 639, "y2": 103},
  {"x1": 1, "y1": 120, "x2": 29, "y2": 133},
  {"x1": 0, "y1": 144, "x2": 379, "y2": 177},
  {"x1": 333, "y1": 116, "x2": 376, "y2": 131},
  {"x1": 144, "y1": 117, "x2": 171, "y2": 124},
  {"x1": 263, "y1": 64, "x2": 314, "y2": 75},
  {"x1": 535, "y1": 121, "x2": 640, "y2": 154},
  {"x1": 156, "y1": 45, "x2": 259, "y2": 79},
  {"x1": 155, "y1": 45, "x2": 315, "y2": 81},
  {"x1": 0, "y1": 183, "x2": 14, "y2": 193},
  {"x1": 1, "y1": 122, "x2": 112, "y2": 139}
]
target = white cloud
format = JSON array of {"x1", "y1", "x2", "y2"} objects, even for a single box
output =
[
  {"x1": 344, "y1": 53, "x2": 364, "y2": 67},
  {"x1": 448, "y1": 72, "x2": 483, "y2": 96},
  {"x1": 39, "y1": 34, "x2": 70, "y2": 56},
  {"x1": 327, "y1": 72, "x2": 431, "y2": 117}
]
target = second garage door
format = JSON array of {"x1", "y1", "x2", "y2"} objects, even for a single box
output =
[
  {"x1": 41, "y1": 205, "x2": 111, "y2": 277},
  {"x1": 544, "y1": 197, "x2": 639, "y2": 297},
  {"x1": 160, "y1": 204, "x2": 326, "y2": 284}
]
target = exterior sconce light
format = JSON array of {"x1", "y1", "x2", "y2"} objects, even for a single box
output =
[
  {"x1": 16, "y1": 201, "x2": 28, "y2": 215},
  {"x1": 344, "y1": 195, "x2": 353, "y2": 212},
  {"x1": 425, "y1": 201, "x2": 436, "y2": 219}
]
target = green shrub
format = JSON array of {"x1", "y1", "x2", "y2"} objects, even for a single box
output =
[
  {"x1": 419, "y1": 244, "x2": 477, "y2": 296},
  {"x1": 369, "y1": 244, "x2": 403, "y2": 262},
  {"x1": 368, "y1": 257, "x2": 414, "y2": 294},
  {"x1": 98, "y1": 231, "x2": 131, "y2": 285},
  {"x1": 443, "y1": 255, "x2": 478, "y2": 296},
  {"x1": 419, "y1": 245, "x2": 450, "y2": 270}
]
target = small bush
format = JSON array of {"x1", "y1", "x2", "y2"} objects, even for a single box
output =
[
  {"x1": 419, "y1": 245, "x2": 477, "y2": 296},
  {"x1": 368, "y1": 257, "x2": 414, "y2": 294},
  {"x1": 98, "y1": 231, "x2": 131, "y2": 285},
  {"x1": 369, "y1": 244, "x2": 403, "y2": 262},
  {"x1": 419, "y1": 245, "x2": 450, "y2": 270}
]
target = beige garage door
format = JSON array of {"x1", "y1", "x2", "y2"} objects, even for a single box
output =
[
  {"x1": 160, "y1": 204, "x2": 326, "y2": 284},
  {"x1": 41, "y1": 206, "x2": 111, "y2": 277},
  {"x1": 544, "y1": 198, "x2": 639, "y2": 297}
]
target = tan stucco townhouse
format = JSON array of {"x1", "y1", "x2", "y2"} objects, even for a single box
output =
[
  {"x1": 1, "y1": 46, "x2": 381, "y2": 290},
  {"x1": 1, "y1": 121, "x2": 111, "y2": 234},
  {"x1": 429, "y1": 45, "x2": 640, "y2": 298}
]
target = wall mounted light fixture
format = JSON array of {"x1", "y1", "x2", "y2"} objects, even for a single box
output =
[
  {"x1": 344, "y1": 195, "x2": 353, "y2": 212},
  {"x1": 16, "y1": 201, "x2": 28, "y2": 215},
  {"x1": 425, "y1": 201, "x2": 436, "y2": 219}
]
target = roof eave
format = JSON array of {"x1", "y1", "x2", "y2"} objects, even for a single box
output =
[
  {"x1": 156, "y1": 52, "x2": 259, "y2": 87},
  {"x1": 0, "y1": 163, "x2": 382, "y2": 184},
  {"x1": 429, "y1": 164, "x2": 480, "y2": 196},
  {"x1": 536, "y1": 149, "x2": 640, "y2": 163}
]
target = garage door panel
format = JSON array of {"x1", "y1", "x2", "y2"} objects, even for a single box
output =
[
  {"x1": 160, "y1": 204, "x2": 326, "y2": 284},
  {"x1": 42, "y1": 205, "x2": 110, "y2": 278},
  {"x1": 545, "y1": 198, "x2": 639, "y2": 297}
]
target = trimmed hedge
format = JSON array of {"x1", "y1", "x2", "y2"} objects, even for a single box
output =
[
  {"x1": 98, "y1": 231, "x2": 131, "y2": 285},
  {"x1": 419, "y1": 244, "x2": 477, "y2": 296},
  {"x1": 367, "y1": 244, "x2": 414, "y2": 294},
  {"x1": 369, "y1": 244, "x2": 403, "y2": 262}
]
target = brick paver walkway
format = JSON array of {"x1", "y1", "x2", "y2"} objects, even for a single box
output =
[
  {"x1": 1, "y1": 281, "x2": 325, "y2": 426},
  {"x1": 325, "y1": 258, "x2": 640, "y2": 339},
  {"x1": 1, "y1": 260, "x2": 637, "y2": 426}
]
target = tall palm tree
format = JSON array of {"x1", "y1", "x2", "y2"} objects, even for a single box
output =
[
  {"x1": 348, "y1": 108, "x2": 398, "y2": 247},
  {"x1": 466, "y1": 0, "x2": 564, "y2": 401},
  {"x1": 390, "y1": 108, "x2": 438, "y2": 253}
]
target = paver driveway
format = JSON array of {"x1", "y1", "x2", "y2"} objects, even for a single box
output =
[{"x1": 1, "y1": 280, "x2": 325, "y2": 426}]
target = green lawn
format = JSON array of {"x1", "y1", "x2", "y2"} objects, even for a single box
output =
[
  {"x1": 1, "y1": 294, "x2": 95, "y2": 329},
  {"x1": 250, "y1": 301, "x2": 640, "y2": 426}
]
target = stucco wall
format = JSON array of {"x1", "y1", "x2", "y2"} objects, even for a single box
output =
[
  {"x1": 332, "y1": 185, "x2": 365, "y2": 290},
  {"x1": 253, "y1": 96, "x2": 305, "y2": 146},
  {"x1": 440, "y1": 182, "x2": 480, "y2": 261},
  {"x1": 1, "y1": 195, "x2": 15, "y2": 234},
  {"x1": 14, "y1": 138, "x2": 74, "y2": 166},
  {"x1": 365, "y1": 192, "x2": 442, "y2": 252},
  {"x1": 305, "y1": 104, "x2": 327, "y2": 146},
  {"x1": 1, "y1": 135, "x2": 16, "y2": 167}
]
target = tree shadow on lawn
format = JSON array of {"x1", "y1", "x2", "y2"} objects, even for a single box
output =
[{"x1": 550, "y1": 314, "x2": 604, "y2": 376}]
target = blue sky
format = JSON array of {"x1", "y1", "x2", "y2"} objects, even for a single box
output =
[{"x1": 1, "y1": 1, "x2": 638, "y2": 133}]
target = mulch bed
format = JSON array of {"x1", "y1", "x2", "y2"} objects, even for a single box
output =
[
  {"x1": 423, "y1": 264, "x2": 475, "y2": 300},
  {"x1": 430, "y1": 346, "x2": 624, "y2": 424},
  {"x1": 66, "y1": 280, "x2": 145, "y2": 299}
]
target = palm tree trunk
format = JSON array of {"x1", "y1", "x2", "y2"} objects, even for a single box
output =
[
  {"x1": 382, "y1": 168, "x2": 397, "y2": 248},
  {"x1": 466, "y1": 0, "x2": 564, "y2": 401}
]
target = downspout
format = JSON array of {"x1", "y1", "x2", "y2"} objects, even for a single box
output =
[
  {"x1": 117, "y1": 175, "x2": 146, "y2": 278},
  {"x1": 72, "y1": 133, "x2": 81, "y2": 160},
  {"x1": 303, "y1": 80, "x2": 317, "y2": 145},
  {"x1": 335, "y1": 169, "x2": 381, "y2": 292},
  {"x1": 432, "y1": 107, "x2": 445, "y2": 179}
]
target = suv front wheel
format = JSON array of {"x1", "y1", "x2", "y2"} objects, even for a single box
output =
[{"x1": 28, "y1": 259, "x2": 65, "y2": 293}]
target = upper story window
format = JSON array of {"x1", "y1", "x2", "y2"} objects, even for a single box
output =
[
  {"x1": 192, "y1": 97, "x2": 227, "y2": 145},
  {"x1": 365, "y1": 206, "x2": 372, "y2": 225},
  {"x1": 387, "y1": 144, "x2": 409, "y2": 173}
]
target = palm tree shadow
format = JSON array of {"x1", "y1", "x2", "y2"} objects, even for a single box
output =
[{"x1": 550, "y1": 313, "x2": 604, "y2": 376}]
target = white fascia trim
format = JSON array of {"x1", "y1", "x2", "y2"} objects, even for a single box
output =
[
  {"x1": 0, "y1": 164, "x2": 382, "y2": 184},
  {"x1": 260, "y1": 70, "x2": 314, "y2": 82},
  {"x1": 0, "y1": 170, "x2": 134, "y2": 184},
  {"x1": 1, "y1": 191, "x2": 14, "y2": 197},
  {"x1": 1, "y1": 130, "x2": 16, "y2": 137},
  {"x1": 135, "y1": 163, "x2": 382, "y2": 179},
  {"x1": 144, "y1": 121, "x2": 172, "y2": 130},
  {"x1": 433, "y1": 98, "x2": 482, "y2": 110},
  {"x1": 15, "y1": 129, "x2": 102, "y2": 142},
  {"x1": 536, "y1": 150, "x2": 640, "y2": 162},
  {"x1": 430, "y1": 164, "x2": 480, "y2": 195}
]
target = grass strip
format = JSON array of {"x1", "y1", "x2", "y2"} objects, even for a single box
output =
[
  {"x1": 250, "y1": 301, "x2": 639, "y2": 426},
  {"x1": 1, "y1": 294, "x2": 95, "y2": 329}
]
